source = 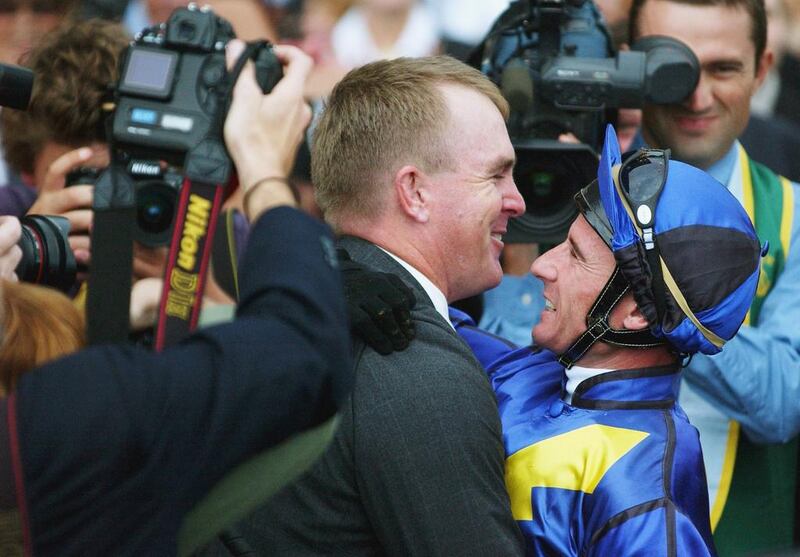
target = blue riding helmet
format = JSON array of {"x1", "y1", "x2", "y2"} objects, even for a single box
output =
[{"x1": 573, "y1": 125, "x2": 762, "y2": 357}]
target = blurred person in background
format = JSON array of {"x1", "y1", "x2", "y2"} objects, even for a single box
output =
[
  {"x1": 0, "y1": 0, "x2": 79, "y2": 186},
  {"x1": 294, "y1": 0, "x2": 440, "y2": 98},
  {"x1": 427, "y1": 0, "x2": 510, "y2": 61},
  {"x1": 741, "y1": 0, "x2": 800, "y2": 182},
  {"x1": 767, "y1": 0, "x2": 800, "y2": 128},
  {"x1": 122, "y1": 0, "x2": 277, "y2": 41},
  {"x1": 0, "y1": 19, "x2": 126, "y2": 272}
]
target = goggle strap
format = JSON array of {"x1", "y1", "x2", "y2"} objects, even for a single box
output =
[
  {"x1": 645, "y1": 239, "x2": 668, "y2": 322},
  {"x1": 612, "y1": 165, "x2": 668, "y2": 324}
]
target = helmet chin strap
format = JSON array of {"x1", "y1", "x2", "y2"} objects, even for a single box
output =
[{"x1": 557, "y1": 266, "x2": 666, "y2": 369}]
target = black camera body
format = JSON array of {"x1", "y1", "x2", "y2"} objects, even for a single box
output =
[
  {"x1": 96, "y1": 4, "x2": 281, "y2": 246},
  {"x1": 67, "y1": 162, "x2": 183, "y2": 246},
  {"x1": 475, "y1": 0, "x2": 699, "y2": 243},
  {"x1": 112, "y1": 4, "x2": 280, "y2": 168}
]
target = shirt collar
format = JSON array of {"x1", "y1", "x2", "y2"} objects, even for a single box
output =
[
  {"x1": 378, "y1": 247, "x2": 454, "y2": 330},
  {"x1": 568, "y1": 364, "x2": 682, "y2": 410},
  {"x1": 632, "y1": 130, "x2": 739, "y2": 193},
  {"x1": 705, "y1": 140, "x2": 740, "y2": 190},
  {"x1": 563, "y1": 365, "x2": 613, "y2": 404}
]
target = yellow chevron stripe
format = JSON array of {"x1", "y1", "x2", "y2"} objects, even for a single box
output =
[{"x1": 505, "y1": 424, "x2": 649, "y2": 521}]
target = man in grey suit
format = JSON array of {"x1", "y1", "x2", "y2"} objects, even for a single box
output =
[{"x1": 217, "y1": 56, "x2": 527, "y2": 555}]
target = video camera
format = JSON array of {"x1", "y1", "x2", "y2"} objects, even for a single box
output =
[{"x1": 473, "y1": 0, "x2": 699, "y2": 243}]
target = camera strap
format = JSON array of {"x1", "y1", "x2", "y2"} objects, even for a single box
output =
[
  {"x1": 0, "y1": 395, "x2": 32, "y2": 556},
  {"x1": 154, "y1": 173, "x2": 225, "y2": 351},
  {"x1": 86, "y1": 166, "x2": 136, "y2": 345},
  {"x1": 154, "y1": 42, "x2": 267, "y2": 350}
]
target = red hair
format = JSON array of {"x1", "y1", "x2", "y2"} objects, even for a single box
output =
[{"x1": 0, "y1": 280, "x2": 85, "y2": 393}]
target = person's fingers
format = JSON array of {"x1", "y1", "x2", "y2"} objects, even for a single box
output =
[
  {"x1": 270, "y1": 44, "x2": 313, "y2": 98},
  {"x1": 61, "y1": 209, "x2": 93, "y2": 233},
  {"x1": 0, "y1": 215, "x2": 22, "y2": 248},
  {"x1": 0, "y1": 216, "x2": 23, "y2": 282},
  {"x1": 69, "y1": 234, "x2": 91, "y2": 268},
  {"x1": 0, "y1": 244, "x2": 22, "y2": 280},
  {"x1": 225, "y1": 38, "x2": 246, "y2": 69},
  {"x1": 130, "y1": 277, "x2": 164, "y2": 330},
  {"x1": 557, "y1": 132, "x2": 580, "y2": 144},
  {"x1": 352, "y1": 309, "x2": 393, "y2": 355},
  {"x1": 40, "y1": 147, "x2": 95, "y2": 192},
  {"x1": 359, "y1": 297, "x2": 409, "y2": 351},
  {"x1": 28, "y1": 185, "x2": 94, "y2": 216}
]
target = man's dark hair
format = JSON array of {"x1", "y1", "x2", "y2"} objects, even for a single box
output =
[
  {"x1": 629, "y1": 0, "x2": 767, "y2": 68},
  {"x1": 1, "y1": 19, "x2": 129, "y2": 175}
]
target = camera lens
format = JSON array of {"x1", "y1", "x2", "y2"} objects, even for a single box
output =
[
  {"x1": 503, "y1": 141, "x2": 599, "y2": 245},
  {"x1": 15, "y1": 215, "x2": 76, "y2": 291},
  {"x1": 511, "y1": 159, "x2": 579, "y2": 244},
  {"x1": 516, "y1": 169, "x2": 562, "y2": 214},
  {"x1": 135, "y1": 179, "x2": 179, "y2": 247}
]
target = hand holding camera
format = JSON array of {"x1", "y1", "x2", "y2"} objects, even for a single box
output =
[
  {"x1": 0, "y1": 216, "x2": 22, "y2": 281},
  {"x1": 224, "y1": 41, "x2": 313, "y2": 220},
  {"x1": 28, "y1": 145, "x2": 109, "y2": 268}
]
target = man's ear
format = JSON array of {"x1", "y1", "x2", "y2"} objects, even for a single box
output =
[
  {"x1": 621, "y1": 302, "x2": 650, "y2": 331},
  {"x1": 394, "y1": 165, "x2": 429, "y2": 223},
  {"x1": 754, "y1": 47, "x2": 774, "y2": 89}
]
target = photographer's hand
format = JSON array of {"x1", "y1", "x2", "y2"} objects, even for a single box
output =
[
  {"x1": 223, "y1": 40, "x2": 313, "y2": 221},
  {"x1": 27, "y1": 146, "x2": 110, "y2": 269},
  {"x1": 0, "y1": 216, "x2": 22, "y2": 281}
]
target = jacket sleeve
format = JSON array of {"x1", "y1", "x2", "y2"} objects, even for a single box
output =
[
  {"x1": 17, "y1": 207, "x2": 352, "y2": 512},
  {"x1": 586, "y1": 505, "x2": 715, "y2": 557},
  {"x1": 683, "y1": 183, "x2": 800, "y2": 443}
]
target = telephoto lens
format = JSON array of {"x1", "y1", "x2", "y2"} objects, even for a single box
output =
[{"x1": 15, "y1": 215, "x2": 77, "y2": 292}]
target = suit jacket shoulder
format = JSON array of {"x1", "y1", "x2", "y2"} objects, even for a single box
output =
[{"x1": 223, "y1": 237, "x2": 523, "y2": 556}]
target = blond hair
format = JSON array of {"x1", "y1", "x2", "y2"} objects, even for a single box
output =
[{"x1": 312, "y1": 56, "x2": 509, "y2": 229}]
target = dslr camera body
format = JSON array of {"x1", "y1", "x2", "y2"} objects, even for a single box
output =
[
  {"x1": 86, "y1": 4, "x2": 282, "y2": 346},
  {"x1": 97, "y1": 2, "x2": 281, "y2": 246},
  {"x1": 474, "y1": 0, "x2": 699, "y2": 243}
]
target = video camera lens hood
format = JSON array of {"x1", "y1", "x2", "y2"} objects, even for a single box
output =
[{"x1": 632, "y1": 35, "x2": 700, "y2": 105}]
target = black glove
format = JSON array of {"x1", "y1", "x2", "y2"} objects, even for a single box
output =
[{"x1": 338, "y1": 249, "x2": 416, "y2": 355}]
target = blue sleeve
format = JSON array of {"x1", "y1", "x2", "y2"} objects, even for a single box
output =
[
  {"x1": 450, "y1": 307, "x2": 563, "y2": 430},
  {"x1": 683, "y1": 181, "x2": 800, "y2": 443},
  {"x1": 587, "y1": 506, "x2": 714, "y2": 557}
]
